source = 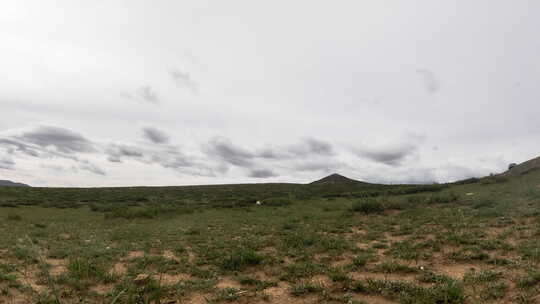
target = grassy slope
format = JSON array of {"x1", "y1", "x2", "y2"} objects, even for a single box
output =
[{"x1": 1, "y1": 171, "x2": 540, "y2": 303}]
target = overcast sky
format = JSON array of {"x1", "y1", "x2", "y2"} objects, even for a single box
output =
[{"x1": 1, "y1": 1, "x2": 539, "y2": 187}]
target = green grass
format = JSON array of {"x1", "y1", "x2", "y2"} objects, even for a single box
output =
[{"x1": 1, "y1": 168, "x2": 540, "y2": 302}]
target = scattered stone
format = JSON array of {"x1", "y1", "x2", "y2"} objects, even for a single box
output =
[{"x1": 134, "y1": 274, "x2": 150, "y2": 285}]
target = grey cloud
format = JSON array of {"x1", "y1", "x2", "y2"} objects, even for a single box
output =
[
  {"x1": 257, "y1": 138, "x2": 334, "y2": 160},
  {"x1": 257, "y1": 147, "x2": 286, "y2": 159},
  {"x1": 14, "y1": 126, "x2": 96, "y2": 154},
  {"x1": 0, "y1": 126, "x2": 105, "y2": 176},
  {"x1": 142, "y1": 127, "x2": 170, "y2": 144},
  {"x1": 79, "y1": 162, "x2": 106, "y2": 176},
  {"x1": 0, "y1": 156, "x2": 15, "y2": 170},
  {"x1": 106, "y1": 144, "x2": 144, "y2": 163},
  {"x1": 124, "y1": 85, "x2": 160, "y2": 104},
  {"x1": 416, "y1": 69, "x2": 439, "y2": 93},
  {"x1": 0, "y1": 138, "x2": 40, "y2": 157},
  {"x1": 169, "y1": 68, "x2": 198, "y2": 93},
  {"x1": 353, "y1": 143, "x2": 417, "y2": 166},
  {"x1": 204, "y1": 137, "x2": 338, "y2": 174},
  {"x1": 105, "y1": 141, "x2": 218, "y2": 177},
  {"x1": 287, "y1": 138, "x2": 334, "y2": 157},
  {"x1": 148, "y1": 149, "x2": 218, "y2": 177},
  {"x1": 248, "y1": 168, "x2": 277, "y2": 178},
  {"x1": 205, "y1": 137, "x2": 255, "y2": 167}
]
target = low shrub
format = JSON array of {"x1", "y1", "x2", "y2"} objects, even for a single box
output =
[
  {"x1": 427, "y1": 192, "x2": 460, "y2": 204},
  {"x1": 263, "y1": 197, "x2": 292, "y2": 207},
  {"x1": 290, "y1": 281, "x2": 323, "y2": 296},
  {"x1": 220, "y1": 250, "x2": 263, "y2": 271},
  {"x1": 351, "y1": 199, "x2": 385, "y2": 214},
  {"x1": 6, "y1": 214, "x2": 22, "y2": 221}
]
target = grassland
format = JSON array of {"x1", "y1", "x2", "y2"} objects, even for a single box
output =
[{"x1": 1, "y1": 171, "x2": 540, "y2": 303}]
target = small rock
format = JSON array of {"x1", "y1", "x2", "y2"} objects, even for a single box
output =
[{"x1": 134, "y1": 274, "x2": 150, "y2": 285}]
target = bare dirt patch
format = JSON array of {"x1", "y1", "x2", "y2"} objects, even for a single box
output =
[
  {"x1": 14, "y1": 265, "x2": 46, "y2": 293},
  {"x1": 282, "y1": 256, "x2": 294, "y2": 266},
  {"x1": 328, "y1": 254, "x2": 354, "y2": 268},
  {"x1": 216, "y1": 276, "x2": 242, "y2": 289},
  {"x1": 187, "y1": 293, "x2": 212, "y2": 304},
  {"x1": 154, "y1": 273, "x2": 192, "y2": 286},
  {"x1": 58, "y1": 233, "x2": 71, "y2": 240},
  {"x1": 352, "y1": 294, "x2": 397, "y2": 304},
  {"x1": 260, "y1": 246, "x2": 278, "y2": 255},
  {"x1": 355, "y1": 241, "x2": 372, "y2": 250},
  {"x1": 349, "y1": 271, "x2": 417, "y2": 283},
  {"x1": 309, "y1": 274, "x2": 332, "y2": 287},
  {"x1": 0, "y1": 289, "x2": 28, "y2": 304},
  {"x1": 110, "y1": 262, "x2": 127, "y2": 276},
  {"x1": 263, "y1": 282, "x2": 291, "y2": 302},
  {"x1": 162, "y1": 249, "x2": 180, "y2": 262},
  {"x1": 385, "y1": 232, "x2": 408, "y2": 243},
  {"x1": 126, "y1": 250, "x2": 145, "y2": 259},
  {"x1": 438, "y1": 263, "x2": 478, "y2": 280},
  {"x1": 90, "y1": 284, "x2": 114, "y2": 295},
  {"x1": 187, "y1": 250, "x2": 196, "y2": 263},
  {"x1": 46, "y1": 258, "x2": 67, "y2": 276}
]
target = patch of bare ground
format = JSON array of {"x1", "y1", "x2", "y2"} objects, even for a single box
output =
[
  {"x1": 163, "y1": 249, "x2": 180, "y2": 262},
  {"x1": 0, "y1": 289, "x2": 29, "y2": 304},
  {"x1": 89, "y1": 283, "x2": 114, "y2": 295},
  {"x1": 126, "y1": 250, "x2": 145, "y2": 259},
  {"x1": 438, "y1": 245, "x2": 461, "y2": 257},
  {"x1": 309, "y1": 274, "x2": 332, "y2": 287},
  {"x1": 350, "y1": 226, "x2": 367, "y2": 235},
  {"x1": 281, "y1": 256, "x2": 294, "y2": 266},
  {"x1": 248, "y1": 270, "x2": 276, "y2": 282},
  {"x1": 185, "y1": 293, "x2": 212, "y2": 304},
  {"x1": 352, "y1": 294, "x2": 397, "y2": 304},
  {"x1": 154, "y1": 273, "x2": 192, "y2": 286},
  {"x1": 260, "y1": 246, "x2": 278, "y2": 255},
  {"x1": 438, "y1": 264, "x2": 478, "y2": 280},
  {"x1": 216, "y1": 276, "x2": 243, "y2": 289},
  {"x1": 485, "y1": 226, "x2": 508, "y2": 238},
  {"x1": 186, "y1": 249, "x2": 196, "y2": 263},
  {"x1": 110, "y1": 262, "x2": 127, "y2": 276},
  {"x1": 263, "y1": 281, "x2": 319, "y2": 304},
  {"x1": 58, "y1": 233, "x2": 71, "y2": 240},
  {"x1": 355, "y1": 241, "x2": 372, "y2": 250},
  {"x1": 385, "y1": 232, "x2": 408, "y2": 243},
  {"x1": 240, "y1": 225, "x2": 253, "y2": 231},
  {"x1": 385, "y1": 210, "x2": 400, "y2": 216},
  {"x1": 349, "y1": 271, "x2": 417, "y2": 283},
  {"x1": 46, "y1": 258, "x2": 67, "y2": 276},
  {"x1": 329, "y1": 254, "x2": 354, "y2": 268},
  {"x1": 14, "y1": 265, "x2": 46, "y2": 293}
]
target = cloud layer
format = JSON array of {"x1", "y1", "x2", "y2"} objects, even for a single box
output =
[
  {"x1": 0, "y1": 123, "x2": 512, "y2": 186},
  {"x1": 2, "y1": 1, "x2": 537, "y2": 186}
]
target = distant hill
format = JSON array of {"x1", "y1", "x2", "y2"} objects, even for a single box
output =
[
  {"x1": 0, "y1": 180, "x2": 30, "y2": 187},
  {"x1": 310, "y1": 173, "x2": 367, "y2": 185},
  {"x1": 504, "y1": 156, "x2": 540, "y2": 176}
]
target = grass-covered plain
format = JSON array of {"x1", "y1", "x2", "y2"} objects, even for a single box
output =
[{"x1": 1, "y1": 171, "x2": 540, "y2": 303}]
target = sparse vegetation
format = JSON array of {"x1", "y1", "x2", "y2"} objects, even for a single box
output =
[
  {"x1": 351, "y1": 199, "x2": 385, "y2": 214},
  {"x1": 1, "y1": 168, "x2": 540, "y2": 303}
]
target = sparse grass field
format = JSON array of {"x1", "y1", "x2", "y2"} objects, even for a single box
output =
[{"x1": 1, "y1": 171, "x2": 540, "y2": 303}]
